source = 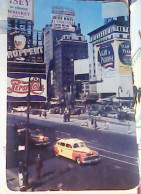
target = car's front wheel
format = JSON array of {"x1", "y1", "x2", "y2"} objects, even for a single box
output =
[{"x1": 76, "y1": 157, "x2": 81, "y2": 164}]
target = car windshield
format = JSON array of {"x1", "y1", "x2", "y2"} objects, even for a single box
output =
[
  {"x1": 30, "y1": 129, "x2": 42, "y2": 135},
  {"x1": 73, "y1": 142, "x2": 85, "y2": 148},
  {"x1": 79, "y1": 142, "x2": 85, "y2": 147}
]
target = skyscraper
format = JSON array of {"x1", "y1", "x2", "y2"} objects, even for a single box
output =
[{"x1": 43, "y1": 6, "x2": 88, "y2": 99}]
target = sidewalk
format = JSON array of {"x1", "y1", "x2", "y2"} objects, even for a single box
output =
[{"x1": 9, "y1": 111, "x2": 136, "y2": 136}]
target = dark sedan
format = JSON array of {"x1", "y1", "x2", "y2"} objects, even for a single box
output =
[
  {"x1": 29, "y1": 129, "x2": 50, "y2": 146},
  {"x1": 17, "y1": 128, "x2": 50, "y2": 146}
]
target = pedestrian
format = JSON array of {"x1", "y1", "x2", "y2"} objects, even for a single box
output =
[
  {"x1": 44, "y1": 111, "x2": 47, "y2": 118},
  {"x1": 18, "y1": 162, "x2": 25, "y2": 191},
  {"x1": 35, "y1": 154, "x2": 43, "y2": 179},
  {"x1": 94, "y1": 119, "x2": 97, "y2": 130},
  {"x1": 105, "y1": 121, "x2": 110, "y2": 131},
  {"x1": 39, "y1": 111, "x2": 42, "y2": 117},
  {"x1": 67, "y1": 108, "x2": 70, "y2": 122},
  {"x1": 91, "y1": 117, "x2": 94, "y2": 126},
  {"x1": 63, "y1": 108, "x2": 67, "y2": 122}
]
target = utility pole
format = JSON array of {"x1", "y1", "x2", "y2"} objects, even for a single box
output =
[{"x1": 23, "y1": 77, "x2": 31, "y2": 189}]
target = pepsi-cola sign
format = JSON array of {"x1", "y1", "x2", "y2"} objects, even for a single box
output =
[
  {"x1": 98, "y1": 42, "x2": 114, "y2": 69},
  {"x1": 7, "y1": 73, "x2": 46, "y2": 102}
]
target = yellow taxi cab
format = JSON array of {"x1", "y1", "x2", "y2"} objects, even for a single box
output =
[{"x1": 54, "y1": 138, "x2": 101, "y2": 164}]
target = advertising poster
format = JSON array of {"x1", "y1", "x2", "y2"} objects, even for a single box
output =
[
  {"x1": 117, "y1": 40, "x2": 132, "y2": 75},
  {"x1": 7, "y1": 30, "x2": 44, "y2": 63},
  {"x1": 8, "y1": 0, "x2": 34, "y2": 21},
  {"x1": 0, "y1": 0, "x2": 140, "y2": 194},
  {"x1": 97, "y1": 41, "x2": 115, "y2": 69},
  {"x1": 52, "y1": 6, "x2": 75, "y2": 31},
  {"x1": 95, "y1": 41, "x2": 117, "y2": 94},
  {"x1": 7, "y1": 73, "x2": 47, "y2": 102}
]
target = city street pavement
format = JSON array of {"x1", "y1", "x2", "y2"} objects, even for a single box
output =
[{"x1": 6, "y1": 111, "x2": 137, "y2": 191}]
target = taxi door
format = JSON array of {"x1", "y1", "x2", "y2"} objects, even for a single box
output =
[{"x1": 63, "y1": 143, "x2": 73, "y2": 159}]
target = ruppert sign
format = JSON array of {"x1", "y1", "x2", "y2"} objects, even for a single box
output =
[
  {"x1": 7, "y1": 30, "x2": 44, "y2": 63},
  {"x1": 8, "y1": 0, "x2": 33, "y2": 21}
]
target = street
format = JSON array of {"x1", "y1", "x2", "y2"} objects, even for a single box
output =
[{"x1": 6, "y1": 113, "x2": 139, "y2": 191}]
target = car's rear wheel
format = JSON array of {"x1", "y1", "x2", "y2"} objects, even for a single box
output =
[{"x1": 76, "y1": 157, "x2": 81, "y2": 164}]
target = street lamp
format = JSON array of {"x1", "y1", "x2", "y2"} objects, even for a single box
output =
[{"x1": 118, "y1": 86, "x2": 123, "y2": 112}]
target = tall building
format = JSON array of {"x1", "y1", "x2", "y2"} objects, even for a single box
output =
[
  {"x1": 88, "y1": 17, "x2": 133, "y2": 99},
  {"x1": 43, "y1": 6, "x2": 88, "y2": 99}
]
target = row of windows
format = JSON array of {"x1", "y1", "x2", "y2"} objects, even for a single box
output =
[
  {"x1": 58, "y1": 142, "x2": 72, "y2": 148},
  {"x1": 92, "y1": 33, "x2": 130, "y2": 46},
  {"x1": 91, "y1": 26, "x2": 129, "y2": 41},
  {"x1": 62, "y1": 35, "x2": 82, "y2": 41},
  {"x1": 53, "y1": 16, "x2": 74, "y2": 21}
]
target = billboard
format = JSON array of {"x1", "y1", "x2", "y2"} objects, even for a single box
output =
[
  {"x1": 7, "y1": 30, "x2": 44, "y2": 63},
  {"x1": 7, "y1": 73, "x2": 46, "y2": 102},
  {"x1": 95, "y1": 41, "x2": 117, "y2": 94},
  {"x1": 52, "y1": 6, "x2": 75, "y2": 31},
  {"x1": 117, "y1": 40, "x2": 132, "y2": 75},
  {"x1": 97, "y1": 41, "x2": 115, "y2": 69},
  {"x1": 8, "y1": 0, "x2": 34, "y2": 21}
]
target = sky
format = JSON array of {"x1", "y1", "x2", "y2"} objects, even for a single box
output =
[{"x1": 34, "y1": 0, "x2": 104, "y2": 43}]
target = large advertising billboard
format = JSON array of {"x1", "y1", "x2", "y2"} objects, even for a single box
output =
[
  {"x1": 7, "y1": 73, "x2": 46, "y2": 102},
  {"x1": 7, "y1": 30, "x2": 44, "y2": 63},
  {"x1": 8, "y1": 0, "x2": 34, "y2": 21},
  {"x1": 52, "y1": 6, "x2": 75, "y2": 31},
  {"x1": 95, "y1": 41, "x2": 117, "y2": 93},
  {"x1": 117, "y1": 40, "x2": 132, "y2": 75},
  {"x1": 97, "y1": 41, "x2": 115, "y2": 69}
]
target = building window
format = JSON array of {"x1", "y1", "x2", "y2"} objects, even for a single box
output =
[
  {"x1": 119, "y1": 34, "x2": 123, "y2": 38},
  {"x1": 127, "y1": 34, "x2": 130, "y2": 39}
]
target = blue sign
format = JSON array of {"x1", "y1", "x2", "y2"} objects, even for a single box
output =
[
  {"x1": 118, "y1": 41, "x2": 131, "y2": 66},
  {"x1": 98, "y1": 43, "x2": 114, "y2": 69}
]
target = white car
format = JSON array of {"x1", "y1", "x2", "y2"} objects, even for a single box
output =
[
  {"x1": 13, "y1": 106, "x2": 27, "y2": 112},
  {"x1": 54, "y1": 138, "x2": 101, "y2": 164}
]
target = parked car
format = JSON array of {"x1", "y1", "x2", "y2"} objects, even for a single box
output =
[
  {"x1": 99, "y1": 106, "x2": 119, "y2": 118},
  {"x1": 89, "y1": 110, "x2": 99, "y2": 116},
  {"x1": 13, "y1": 106, "x2": 27, "y2": 112},
  {"x1": 49, "y1": 107, "x2": 60, "y2": 114},
  {"x1": 17, "y1": 128, "x2": 50, "y2": 146},
  {"x1": 70, "y1": 108, "x2": 81, "y2": 115},
  {"x1": 54, "y1": 138, "x2": 101, "y2": 164},
  {"x1": 107, "y1": 110, "x2": 119, "y2": 119}
]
